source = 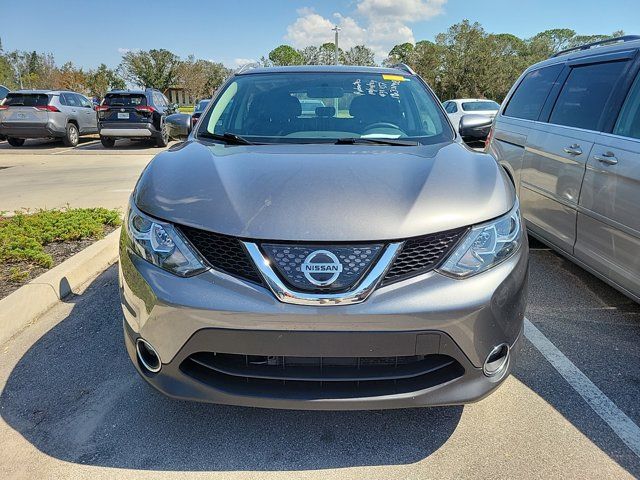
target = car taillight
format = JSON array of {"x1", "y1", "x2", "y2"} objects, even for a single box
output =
[
  {"x1": 95, "y1": 105, "x2": 109, "y2": 112},
  {"x1": 36, "y1": 105, "x2": 60, "y2": 112},
  {"x1": 484, "y1": 123, "x2": 495, "y2": 152},
  {"x1": 135, "y1": 106, "x2": 155, "y2": 113},
  {"x1": 0, "y1": 105, "x2": 9, "y2": 110}
]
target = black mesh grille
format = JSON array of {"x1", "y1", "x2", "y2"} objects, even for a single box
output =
[
  {"x1": 382, "y1": 227, "x2": 468, "y2": 285},
  {"x1": 178, "y1": 225, "x2": 262, "y2": 284}
]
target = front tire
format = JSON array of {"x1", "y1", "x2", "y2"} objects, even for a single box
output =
[
  {"x1": 63, "y1": 123, "x2": 79, "y2": 147},
  {"x1": 100, "y1": 136, "x2": 115, "y2": 148},
  {"x1": 7, "y1": 137, "x2": 25, "y2": 147}
]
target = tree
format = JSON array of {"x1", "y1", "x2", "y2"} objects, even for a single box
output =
[
  {"x1": 85, "y1": 64, "x2": 125, "y2": 99},
  {"x1": 178, "y1": 55, "x2": 230, "y2": 100},
  {"x1": 119, "y1": 49, "x2": 181, "y2": 91},
  {"x1": 385, "y1": 42, "x2": 414, "y2": 65},
  {"x1": 268, "y1": 45, "x2": 304, "y2": 66},
  {"x1": 52, "y1": 62, "x2": 87, "y2": 92},
  {"x1": 343, "y1": 45, "x2": 376, "y2": 66}
]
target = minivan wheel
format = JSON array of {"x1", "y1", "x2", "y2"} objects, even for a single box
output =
[
  {"x1": 63, "y1": 123, "x2": 79, "y2": 147},
  {"x1": 155, "y1": 122, "x2": 169, "y2": 148},
  {"x1": 100, "y1": 136, "x2": 116, "y2": 148},
  {"x1": 7, "y1": 137, "x2": 25, "y2": 147}
]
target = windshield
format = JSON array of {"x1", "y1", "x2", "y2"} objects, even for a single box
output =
[
  {"x1": 197, "y1": 72, "x2": 453, "y2": 145},
  {"x1": 462, "y1": 101, "x2": 500, "y2": 111},
  {"x1": 104, "y1": 93, "x2": 146, "y2": 107},
  {"x1": 4, "y1": 93, "x2": 50, "y2": 107}
]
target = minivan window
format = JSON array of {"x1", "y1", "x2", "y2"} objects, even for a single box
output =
[
  {"x1": 549, "y1": 60, "x2": 629, "y2": 131},
  {"x1": 462, "y1": 101, "x2": 499, "y2": 111},
  {"x1": 613, "y1": 71, "x2": 640, "y2": 140},
  {"x1": 199, "y1": 72, "x2": 453, "y2": 145},
  {"x1": 503, "y1": 64, "x2": 563, "y2": 120},
  {"x1": 104, "y1": 93, "x2": 146, "y2": 106},
  {"x1": 4, "y1": 93, "x2": 50, "y2": 107}
]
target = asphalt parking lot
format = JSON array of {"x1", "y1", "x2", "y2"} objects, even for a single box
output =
[
  {"x1": 0, "y1": 141, "x2": 639, "y2": 479},
  {"x1": 0, "y1": 137, "x2": 168, "y2": 212}
]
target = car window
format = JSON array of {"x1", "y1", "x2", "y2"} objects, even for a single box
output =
[
  {"x1": 448, "y1": 103, "x2": 458, "y2": 113},
  {"x1": 153, "y1": 92, "x2": 166, "y2": 107},
  {"x1": 200, "y1": 72, "x2": 453, "y2": 145},
  {"x1": 77, "y1": 94, "x2": 92, "y2": 108},
  {"x1": 4, "y1": 93, "x2": 51, "y2": 107},
  {"x1": 549, "y1": 60, "x2": 629, "y2": 131},
  {"x1": 503, "y1": 64, "x2": 563, "y2": 120},
  {"x1": 64, "y1": 93, "x2": 81, "y2": 107},
  {"x1": 0, "y1": 85, "x2": 9, "y2": 101},
  {"x1": 613, "y1": 71, "x2": 640, "y2": 140},
  {"x1": 462, "y1": 101, "x2": 500, "y2": 111},
  {"x1": 104, "y1": 94, "x2": 146, "y2": 106}
]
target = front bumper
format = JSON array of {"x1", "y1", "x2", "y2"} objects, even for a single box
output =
[
  {"x1": 0, "y1": 121, "x2": 66, "y2": 138},
  {"x1": 99, "y1": 122, "x2": 158, "y2": 138},
  {"x1": 119, "y1": 235, "x2": 528, "y2": 410}
]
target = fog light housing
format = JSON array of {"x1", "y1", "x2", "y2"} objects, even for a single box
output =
[{"x1": 483, "y1": 343, "x2": 510, "y2": 377}]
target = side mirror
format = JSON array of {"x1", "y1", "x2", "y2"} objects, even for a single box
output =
[
  {"x1": 165, "y1": 113, "x2": 192, "y2": 140},
  {"x1": 459, "y1": 114, "x2": 493, "y2": 145}
]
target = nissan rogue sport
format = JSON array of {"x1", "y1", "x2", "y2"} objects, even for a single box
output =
[{"x1": 119, "y1": 64, "x2": 529, "y2": 409}]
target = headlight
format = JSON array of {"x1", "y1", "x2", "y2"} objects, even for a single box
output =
[
  {"x1": 124, "y1": 201, "x2": 206, "y2": 277},
  {"x1": 438, "y1": 201, "x2": 522, "y2": 278}
]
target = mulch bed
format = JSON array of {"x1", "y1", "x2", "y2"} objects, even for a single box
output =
[{"x1": 0, "y1": 225, "x2": 117, "y2": 300}]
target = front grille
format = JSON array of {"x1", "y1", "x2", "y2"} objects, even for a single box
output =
[
  {"x1": 178, "y1": 225, "x2": 262, "y2": 284},
  {"x1": 382, "y1": 227, "x2": 468, "y2": 285},
  {"x1": 181, "y1": 352, "x2": 464, "y2": 399}
]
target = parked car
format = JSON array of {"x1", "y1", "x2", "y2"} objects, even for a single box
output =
[
  {"x1": 191, "y1": 99, "x2": 210, "y2": 128},
  {"x1": 443, "y1": 98, "x2": 500, "y2": 130},
  {"x1": 119, "y1": 64, "x2": 528, "y2": 410},
  {"x1": 0, "y1": 85, "x2": 8, "y2": 141},
  {"x1": 0, "y1": 90, "x2": 97, "y2": 147},
  {"x1": 96, "y1": 88, "x2": 177, "y2": 148},
  {"x1": 488, "y1": 35, "x2": 640, "y2": 303}
]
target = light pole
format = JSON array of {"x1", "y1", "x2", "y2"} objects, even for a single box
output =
[{"x1": 332, "y1": 25, "x2": 341, "y2": 65}]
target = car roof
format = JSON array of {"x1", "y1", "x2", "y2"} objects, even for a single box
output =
[
  {"x1": 525, "y1": 37, "x2": 640, "y2": 72},
  {"x1": 235, "y1": 64, "x2": 414, "y2": 76},
  {"x1": 10, "y1": 90, "x2": 84, "y2": 95},
  {"x1": 106, "y1": 89, "x2": 149, "y2": 95},
  {"x1": 451, "y1": 98, "x2": 498, "y2": 103}
]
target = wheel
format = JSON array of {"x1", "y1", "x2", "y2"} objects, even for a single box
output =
[
  {"x1": 62, "y1": 123, "x2": 79, "y2": 147},
  {"x1": 155, "y1": 121, "x2": 169, "y2": 147},
  {"x1": 7, "y1": 137, "x2": 25, "y2": 147},
  {"x1": 100, "y1": 136, "x2": 115, "y2": 148}
]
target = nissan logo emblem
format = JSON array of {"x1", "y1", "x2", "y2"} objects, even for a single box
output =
[{"x1": 301, "y1": 250, "x2": 343, "y2": 286}]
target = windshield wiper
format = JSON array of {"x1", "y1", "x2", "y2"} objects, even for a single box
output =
[
  {"x1": 199, "y1": 132, "x2": 254, "y2": 145},
  {"x1": 335, "y1": 137, "x2": 418, "y2": 146}
]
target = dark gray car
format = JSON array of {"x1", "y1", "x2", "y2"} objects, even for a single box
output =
[
  {"x1": 119, "y1": 64, "x2": 528, "y2": 409},
  {"x1": 488, "y1": 36, "x2": 640, "y2": 303},
  {"x1": 0, "y1": 90, "x2": 97, "y2": 146}
]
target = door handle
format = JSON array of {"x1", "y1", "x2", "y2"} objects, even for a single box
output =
[
  {"x1": 563, "y1": 144, "x2": 582, "y2": 156},
  {"x1": 594, "y1": 151, "x2": 618, "y2": 165}
]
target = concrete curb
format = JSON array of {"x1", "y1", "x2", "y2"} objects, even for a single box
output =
[{"x1": 0, "y1": 227, "x2": 121, "y2": 345}]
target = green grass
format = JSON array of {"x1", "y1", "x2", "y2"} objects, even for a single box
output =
[
  {"x1": 0, "y1": 208, "x2": 121, "y2": 269},
  {"x1": 178, "y1": 106, "x2": 194, "y2": 114}
]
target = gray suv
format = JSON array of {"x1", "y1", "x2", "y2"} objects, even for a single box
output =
[
  {"x1": 488, "y1": 36, "x2": 640, "y2": 303},
  {"x1": 119, "y1": 64, "x2": 528, "y2": 409},
  {"x1": 0, "y1": 90, "x2": 97, "y2": 146}
]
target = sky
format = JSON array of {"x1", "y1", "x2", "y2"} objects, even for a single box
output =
[{"x1": 1, "y1": 0, "x2": 639, "y2": 69}]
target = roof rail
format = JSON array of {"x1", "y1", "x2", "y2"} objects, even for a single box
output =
[
  {"x1": 390, "y1": 63, "x2": 416, "y2": 75},
  {"x1": 236, "y1": 62, "x2": 262, "y2": 74},
  {"x1": 551, "y1": 35, "x2": 640, "y2": 58}
]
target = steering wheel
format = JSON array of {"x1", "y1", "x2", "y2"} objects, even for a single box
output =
[{"x1": 364, "y1": 122, "x2": 402, "y2": 131}]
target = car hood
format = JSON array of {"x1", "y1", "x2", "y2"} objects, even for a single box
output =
[{"x1": 134, "y1": 140, "x2": 514, "y2": 241}]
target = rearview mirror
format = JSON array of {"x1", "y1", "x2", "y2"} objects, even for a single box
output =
[
  {"x1": 458, "y1": 114, "x2": 493, "y2": 145},
  {"x1": 165, "y1": 113, "x2": 192, "y2": 140}
]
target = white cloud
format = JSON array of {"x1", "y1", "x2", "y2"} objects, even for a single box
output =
[
  {"x1": 117, "y1": 47, "x2": 131, "y2": 54},
  {"x1": 284, "y1": 1, "x2": 447, "y2": 60},
  {"x1": 234, "y1": 58, "x2": 256, "y2": 67}
]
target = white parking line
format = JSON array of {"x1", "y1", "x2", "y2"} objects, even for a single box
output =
[
  {"x1": 51, "y1": 140, "x2": 100, "y2": 154},
  {"x1": 524, "y1": 318, "x2": 640, "y2": 458}
]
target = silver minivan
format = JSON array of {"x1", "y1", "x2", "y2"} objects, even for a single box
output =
[
  {"x1": 0, "y1": 90, "x2": 97, "y2": 147},
  {"x1": 488, "y1": 36, "x2": 640, "y2": 303}
]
